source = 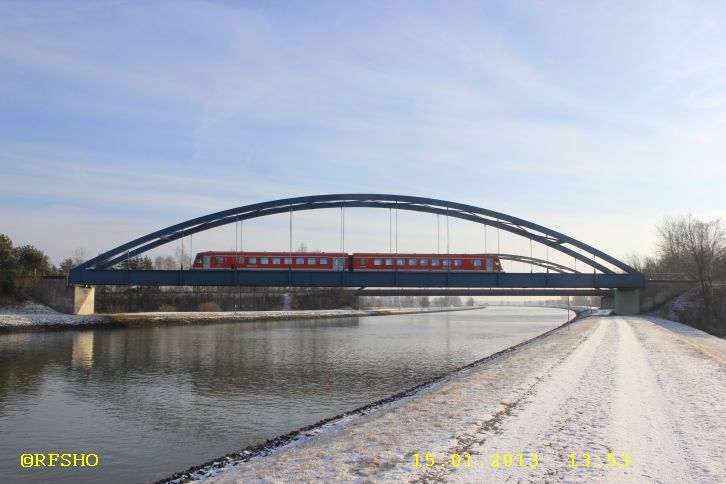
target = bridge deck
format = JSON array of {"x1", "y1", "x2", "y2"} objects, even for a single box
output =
[{"x1": 69, "y1": 269, "x2": 644, "y2": 289}]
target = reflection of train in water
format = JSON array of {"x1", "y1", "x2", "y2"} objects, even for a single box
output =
[{"x1": 192, "y1": 252, "x2": 503, "y2": 272}]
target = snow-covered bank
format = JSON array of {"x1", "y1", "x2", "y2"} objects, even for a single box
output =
[
  {"x1": 109, "y1": 305, "x2": 478, "y2": 326},
  {"x1": 644, "y1": 315, "x2": 726, "y2": 364},
  {"x1": 0, "y1": 300, "x2": 113, "y2": 330},
  {"x1": 173, "y1": 315, "x2": 725, "y2": 483},
  {"x1": 0, "y1": 301, "x2": 478, "y2": 332},
  {"x1": 652, "y1": 285, "x2": 726, "y2": 338}
]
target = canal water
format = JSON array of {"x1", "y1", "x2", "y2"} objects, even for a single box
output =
[{"x1": 0, "y1": 307, "x2": 569, "y2": 483}]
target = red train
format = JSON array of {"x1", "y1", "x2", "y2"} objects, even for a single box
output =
[{"x1": 192, "y1": 251, "x2": 502, "y2": 272}]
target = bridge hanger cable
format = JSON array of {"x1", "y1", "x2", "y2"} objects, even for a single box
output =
[
  {"x1": 497, "y1": 219, "x2": 501, "y2": 254},
  {"x1": 389, "y1": 208, "x2": 392, "y2": 253},
  {"x1": 446, "y1": 208, "x2": 450, "y2": 255},
  {"x1": 343, "y1": 204, "x2": 345, "y2": 254},
  {"x1": 234, "y1": 216, "x2": 238, "y2": 311},
  {"x1": 546, "y1": 240, "x2": 549, "y2": 274},
  {"x1": 289, "y1": 206, "x2": 292, "y2": 258}
]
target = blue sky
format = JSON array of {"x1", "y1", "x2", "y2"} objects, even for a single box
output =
[{"x1": 1, "y1": 0, "x2": 725, "y2": 268}]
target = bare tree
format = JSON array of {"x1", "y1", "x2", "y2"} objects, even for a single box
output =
[
  {"x1": 624, "y1": 253, "x2": 659, "y2": 275},
  {"x1": 401, "y1": 295, "x2": 416, "y2": 307},
  {"x1": 72, "y1": 247, "x2": 88, "y2": 265},
  {"x1": 154, "y1": 255, "x2": 178, "y2": 270},
  {"x1": 657, "y1": 214, "x2": 725, "y2": 318},
  {"x1": 59, "y1": 258, "x2": 74, "y2": 274},
  {"x1": 174, "y1": 245, "x2": 192, "y2": 270},
  {"x1": 125, "y1": 255, "x2": 153, "y2": 270}
]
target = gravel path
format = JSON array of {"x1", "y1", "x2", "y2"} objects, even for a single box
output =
[{"x1": 197, "y1": 316, "x2": 726, "y2": 483}]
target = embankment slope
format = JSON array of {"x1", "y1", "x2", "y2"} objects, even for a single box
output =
[{"x1": 196, "y1": 316, "x2": 725, "y2": 483}]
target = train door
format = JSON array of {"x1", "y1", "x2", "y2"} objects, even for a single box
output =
[
  {"x1": 203, "y1": 256, "x2": 211, "y2": 269},
  {"x1": 486, "y1": 258, "x2": 493, "y2": 272},
  {"x1": 333, "y1": 257, "x2": 344, "y2": 271}
]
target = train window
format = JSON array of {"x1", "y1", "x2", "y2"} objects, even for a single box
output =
[
  {"x1": 307, "y1": 257, "x2": 316, "y2": 265},
  {"x1": 473, "y1": 259, "x2": 482, "y2": 267},
  {"x1": 260, "y1": 257, "x2": 269, "y2": 264},
  {"x1": 396, "y1": 258, "x2": 405, "y2": 266},
  {"x1": 385, "y1": 258, "x2": 393, "y2": 266},
  {"x1": 443, "y1": 259, "x2": 450, "y2": 266},
  {"x1": 408, "y1": 258, "x2": 417, "y2": 265},
  {"x1": 360, "y1": 258, "x2": 367, "y2": 265},
  {"x1": 374, "y1": 258, "x2": 382, "y2": 266},
  {"x1": 432, "y1": 258, "x2": 440, "y2": 265},
  {"x1": 272, "y1": 257, "x2": 281, "y2": 264},
  {"x1": 249, "y1": 257, "x2": 257, "y2": 264},
  {"x1": 320, "y1": 257, "x2": 328, "y2": 265},
  {"x1": 296, "y1": 257, "x2": 304, "y2": 265},
  {"x1": 215, "y1": 256, "x2": 225, "y2": 264},
  {"x1": 420, "y1": 259, "x2": 429, "y2": 266},
  {"x1": 237, "y1": 256, "x2": 244, "y2": 264},
  {"x1": 284, "y1": 257, "x2": 292, "y2": 265},
  {"x1": 454, "y1": 259, "x2": 462, "y2": 267}
]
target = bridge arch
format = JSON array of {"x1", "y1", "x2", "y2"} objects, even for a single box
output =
[{"x1": 73, "y1": 194, "x2": 638, "y2": 277}]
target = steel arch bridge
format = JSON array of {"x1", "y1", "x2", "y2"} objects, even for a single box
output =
[{"x1": 69, "y1": 194, "x2": 645, "y2": 290}]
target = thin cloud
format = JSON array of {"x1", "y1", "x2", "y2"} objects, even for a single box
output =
[{"x1": 0, "y1": 1, "x2": 724, "y2": 264}]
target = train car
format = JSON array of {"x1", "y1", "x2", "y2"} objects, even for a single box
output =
[
  {"x1": 351, "y1": 253, "x2": 502, "y2": 272},
  {"x1": 192, "y1": 251, "x2": 349, "y2": 270},
  {"x1": 193, "y1": 251, "x2": 502, "y2": 272}
]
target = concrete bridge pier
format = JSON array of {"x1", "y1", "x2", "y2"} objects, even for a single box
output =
[
  {"x1": 73, "y1": 286, "x2": 95, "y2": 315},
  {"x1": 614, "y1": 288, "x2": 640, "y2": 315}
]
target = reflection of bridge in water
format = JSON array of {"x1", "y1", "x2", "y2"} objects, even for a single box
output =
[{"x1": 69, "y1": 194, "x2": 645, "y2": 314}]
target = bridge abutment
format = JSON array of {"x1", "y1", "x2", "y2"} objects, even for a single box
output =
[
  {"x1": 73, "y1": 286, "x2": 95, "y2": 315},
  {"x1": 614, "y1": 288, "x2": 640, "y2": 315}
]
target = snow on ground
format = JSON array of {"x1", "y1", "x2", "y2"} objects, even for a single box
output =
[
  {"x1": 197, "y1": 316, "x2": 725, "y2": 483},
  {"x1": 0, "y1": 300, "x2": 111, "y2": 330},
  {"x1": 653, "y1": 288, "x2": 696, "y2": 322},
  {"x1": 111, "y1": 306, "x2": 468, "y2": 321},
  {"x1": 1, "y1": 299, "x2": 63, "y2": 314},
  {"x1": 644, "y1": 315, "x2": 726, "y2": 363},
  {"x1": 0, "y1": 301, "x2": 477, "y2": 331},
  {"x1": 590, "y1": 308, "x2": 614, "y2": 316}
]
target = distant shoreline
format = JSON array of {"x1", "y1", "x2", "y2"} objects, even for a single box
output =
[{"x1": 0, "y1": 303, "x2": 488, "y2": 333}]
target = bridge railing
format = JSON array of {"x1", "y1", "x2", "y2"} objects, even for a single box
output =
[{"x1": 645, "y1": 273, "x2": 696, "y2": 281}]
